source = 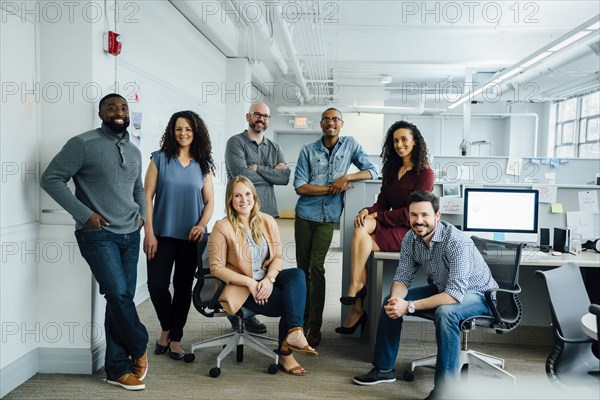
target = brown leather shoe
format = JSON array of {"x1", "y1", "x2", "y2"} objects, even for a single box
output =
[
  {"x1": 107, "y1": 373, "x2": 145, "y2": 390},
  {"x1": 132, "y1": 351, "x2": 148, "y2": 381},
  {"x1": 305, "y1": 327, "x2": 321, "y2": 347}
]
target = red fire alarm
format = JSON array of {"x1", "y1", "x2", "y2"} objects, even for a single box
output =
[{"x1": 103, "y1": 31, "x2": 122, "y2": 56}]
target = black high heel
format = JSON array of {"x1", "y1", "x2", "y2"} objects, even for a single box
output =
[
  {"x1": 340, "y1": 285, "x2": 367, "y2": 305},
  {"x1": 335, "y1": 312, "x2": 368, "y2": 335}
]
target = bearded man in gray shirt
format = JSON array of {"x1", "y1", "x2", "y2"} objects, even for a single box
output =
[
  {"x1": 41, "y1": 94, "x2": 148, "y2": 391},
  {"x1": 225, "y1": 102, "x2": 290, "y2": 217}
]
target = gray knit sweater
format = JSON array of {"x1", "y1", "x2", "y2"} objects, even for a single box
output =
[{"x1": 41, "y1": 124, "x2": 146, "y2": 233}]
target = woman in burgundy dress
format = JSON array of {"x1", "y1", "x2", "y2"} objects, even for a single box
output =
[{"x1": 336, "y1": 120, "x2": 434, "y2": 334}]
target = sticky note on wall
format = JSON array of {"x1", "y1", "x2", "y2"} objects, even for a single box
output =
[{"x1": 551, "y1": 203, "x2": 563, "y2": 213}]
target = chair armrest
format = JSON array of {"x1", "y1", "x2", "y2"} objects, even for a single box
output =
[
  {"x1": 555, "y1": 328, "x2": 595, "y2": 344},
  {"x1": 484, "y1": 283, "x2": 522, "y2": 325}
]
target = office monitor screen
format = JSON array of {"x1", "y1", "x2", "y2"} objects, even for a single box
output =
[{"x1": 463, "y1": 188, "x2": 539, "y2": 234}]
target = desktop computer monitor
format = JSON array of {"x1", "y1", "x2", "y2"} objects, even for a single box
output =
[{"x1": 463, "y1": 188, "x2": 539, "y2": 243}]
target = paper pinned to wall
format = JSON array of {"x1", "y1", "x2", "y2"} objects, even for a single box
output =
[
  {"x1": 506, "y1": 157, "x2": 522, "y2": 176},
  {"x1": 533, "y1": 185, "x2": 558, "y2": 203},
  {"x1": 578, "y1": 191, "x2": 599, "y2": 212},
  {"x1": 458, "y1": 165, "x2": 472, "y2": 181},
  {"x1": 551, "y1": 203, "x2": 563, "y2": 213},
  {"x1": 440, "y1": 197, "x2": 463, "y2": 214},
  {"x1": 566, "y1": 211, "x2": 600, "y2": 239},
  {"x1": 545, "y1": 172, "x2": 556, "y2": 184}
]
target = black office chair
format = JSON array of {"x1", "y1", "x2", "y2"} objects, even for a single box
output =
[
  {"x1": 535, "y1": 263, "x2": 599, "y2": 386},
  {"x1": 590, "y1": 304, "x2": 600, "y2": 359},
  {"x1": 188, "y1": 234, "x2": 279, "y2": 377},
  {"x1": 404, "y1": 237, "x2": 524, "y2": 383}
]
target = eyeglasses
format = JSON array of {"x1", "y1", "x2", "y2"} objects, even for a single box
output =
[
  {"x1": 252, "y1": 112, "x2": 270, "y2": 120},
  {"x1": 321, "y1": 117, "x2": 342, "y2": 123}
]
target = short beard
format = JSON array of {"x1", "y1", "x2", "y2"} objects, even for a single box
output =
[
  {"x1": 412, "y1": 224, "x2": 435, "y2": 239},
  {"x1": 104, "y1": 118, "x2": 130, "y2": 134},
  {"x1": 249, "y1": 121, "x2": 266, "y2": 134}
]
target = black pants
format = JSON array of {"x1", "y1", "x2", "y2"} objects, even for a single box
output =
[{"x1": 147, "y1": 236, "x2": 197, "y2": 342}]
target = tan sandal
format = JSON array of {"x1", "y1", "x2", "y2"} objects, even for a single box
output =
[
  {"x1": 280, "y1": 364, "x2": 306, "y2": 376},
  {"x1": 280, "y1": 327, "x2": 318, "y2": 356}
]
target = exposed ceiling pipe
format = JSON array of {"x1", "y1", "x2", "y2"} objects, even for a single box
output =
[
  {"x1": 271, "y1": 3, "x2": 311, "y2": 103},
  {"x1": 498, "y1": 34, "x2": 599, "y2": 93},
  {"x1": 539, "y1": 71, "x2": 600, "y2": 99},
  {"x1": 276, "y1": 103, "x2": 431, "y2": 115}
]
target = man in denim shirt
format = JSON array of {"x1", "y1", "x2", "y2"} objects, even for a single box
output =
[{"x1": 294, "y1": 108, "x2": 378, "y2": 346}]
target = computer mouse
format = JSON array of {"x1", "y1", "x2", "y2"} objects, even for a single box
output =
[{"x1": 551, "y1": 251, "x2": 562, "y2": 256}]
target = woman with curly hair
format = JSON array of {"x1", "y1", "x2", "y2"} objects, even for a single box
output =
[
  {"x1": 336, "y1": 120, "x2": 434, "y2": 335},
  {"x1": 143, "y1": 110, "x2": 215, "y2": 359}
]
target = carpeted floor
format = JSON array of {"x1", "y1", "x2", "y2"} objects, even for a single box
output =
[{"x1": 5, "y1": 220, "x2": 599, "y2": 399}]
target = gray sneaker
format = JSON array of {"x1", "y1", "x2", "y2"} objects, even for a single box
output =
[{"x1": 353, "y1": 368, "x2": 396, "y2": 385}]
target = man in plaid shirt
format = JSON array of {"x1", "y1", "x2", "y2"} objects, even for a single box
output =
[{"x1": 353, "y1": 190, "x2": 498, "y2": 400}]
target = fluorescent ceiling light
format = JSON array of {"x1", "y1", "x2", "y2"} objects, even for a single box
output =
[
  {"x1": 587, "y1": 21, "x2": 600, "y2": 30},
  {"x1": 493, "y1": 67, "x2": 524, "y2": 83},
  {"x1": 549, "y1": 31, "x2": 592, "y2": 51},
  {"x1": 448, "y1": 14, "x2": 600, "y2": 109},
  {"x1": 521, "y1": 52, "x2": 553, "y2": 68},
  {"x1": 379, "y1": 75, "x2": 392, "y2": 84}
]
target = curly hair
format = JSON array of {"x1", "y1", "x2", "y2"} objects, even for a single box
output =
[
  {"x1": 380, "y1": 120, "x2": 429, "y2": 184},
  {"x1": 225, "y1": 176, "x2": 265, "y2": 244},
  {"x1": 159, "y1": 110, "x2": 215, "y2": 175}
]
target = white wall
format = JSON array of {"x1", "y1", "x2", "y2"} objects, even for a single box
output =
[
  {"x1": 0, "y1": 1, "x2": 231, "y2": 396},
  {"x1": 1, "y1": 8, "x2": 43, "y2": 388}
]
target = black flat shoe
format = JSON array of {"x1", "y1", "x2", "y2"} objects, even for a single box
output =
[
  {"x1": 340, "y1": 285, "x2": 367, "y2": 305},
  {"x1": 169, "y1": 350, "x2": 185, "y2": 360},
  {"x1": 154, "y1": 341, "x2": 169, "y2": 355},
  {"x1": 335, "y1": 312, "x2": 368, "y2": 335}
]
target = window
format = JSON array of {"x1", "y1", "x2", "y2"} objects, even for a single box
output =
[{"x1": 554, "y1": 91, "x2": 600, "y2": 158}]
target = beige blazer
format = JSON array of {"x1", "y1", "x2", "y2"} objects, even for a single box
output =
[{"x1": 209, "y1": 214, "x2": 283, "y2": 314}]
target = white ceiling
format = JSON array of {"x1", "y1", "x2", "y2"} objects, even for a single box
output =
[{"x1": 173, "y1": 0, "x2": 600, "y2": 107}]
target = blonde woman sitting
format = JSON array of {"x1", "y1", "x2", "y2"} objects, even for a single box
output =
[{"x1": 209, "y1": 176, "x2": 317, "y2": 375}]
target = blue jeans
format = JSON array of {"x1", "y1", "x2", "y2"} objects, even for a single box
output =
[
  {"x1": 372, "y1": 284, "x2": 492, "y2": 388},
  {"x1": 242, "y1": 268, "x2": 306, "y2": 350},
  {"x1": 75, "y1": 228, "x2": 148, "y2": 380}
]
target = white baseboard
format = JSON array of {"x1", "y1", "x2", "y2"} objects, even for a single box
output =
[{"x1": 0, "y1": 341, "x2": 106, "y2": 398}]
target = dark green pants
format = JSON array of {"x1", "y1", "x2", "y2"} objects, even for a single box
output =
[{"x1": 294, "y1": 216, "x2": 335, "y2": 331}]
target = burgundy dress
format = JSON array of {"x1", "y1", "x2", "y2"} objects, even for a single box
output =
[{"x1": 365, "y1": 165, "x2": 435, "y2": 251}]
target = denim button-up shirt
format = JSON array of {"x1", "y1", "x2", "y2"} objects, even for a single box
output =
[{"x1": 293, "y1": 136, "x2": 378, "y2": 223}]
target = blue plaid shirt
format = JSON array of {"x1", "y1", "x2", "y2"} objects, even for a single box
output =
[
  {"x1": 293, "y1": 136, "x2": 377, "y2": 223},
  {"x1": 394, "y1": 220, "x2": 498, "y2": 302}
]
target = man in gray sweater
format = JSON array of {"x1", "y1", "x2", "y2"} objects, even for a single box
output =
[{"x1": 41, "y1": 93, "x2": 149, "y2": 391}]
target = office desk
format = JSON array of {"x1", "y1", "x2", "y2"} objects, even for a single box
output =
[
  {"x1": 520, "y1": 249, "x2": 600, "y2": 267},
  {"x1": 581, "y1": 313, "x2": 598, "y2": 341},
  {"x1": 366, "y1": 250, "x2": 600, "y2": 348}
]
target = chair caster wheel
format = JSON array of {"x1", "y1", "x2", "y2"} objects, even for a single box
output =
[
  {"x1": 403, "y1": 370, "x2": 415, "y2": 381},
  {"x1": 236, "y1": 345, "x2": 243, "y2": 362},
  {"x1": 209, "y1": 367, "x2": 221, "y2": 378},
  {"x1": 184, "y1": 353, "x2": 195, "y2": 363},
  {"x1": 267, "y1": 363, "x2": 278, "y2": 374}
]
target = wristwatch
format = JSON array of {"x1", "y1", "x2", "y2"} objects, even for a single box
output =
[
  {"x1": 265, "y1": 274, "x2": 276, "y2": 284},
  {"x1": 407, "y1": 301, "x2": 416, "y2": 314}
]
